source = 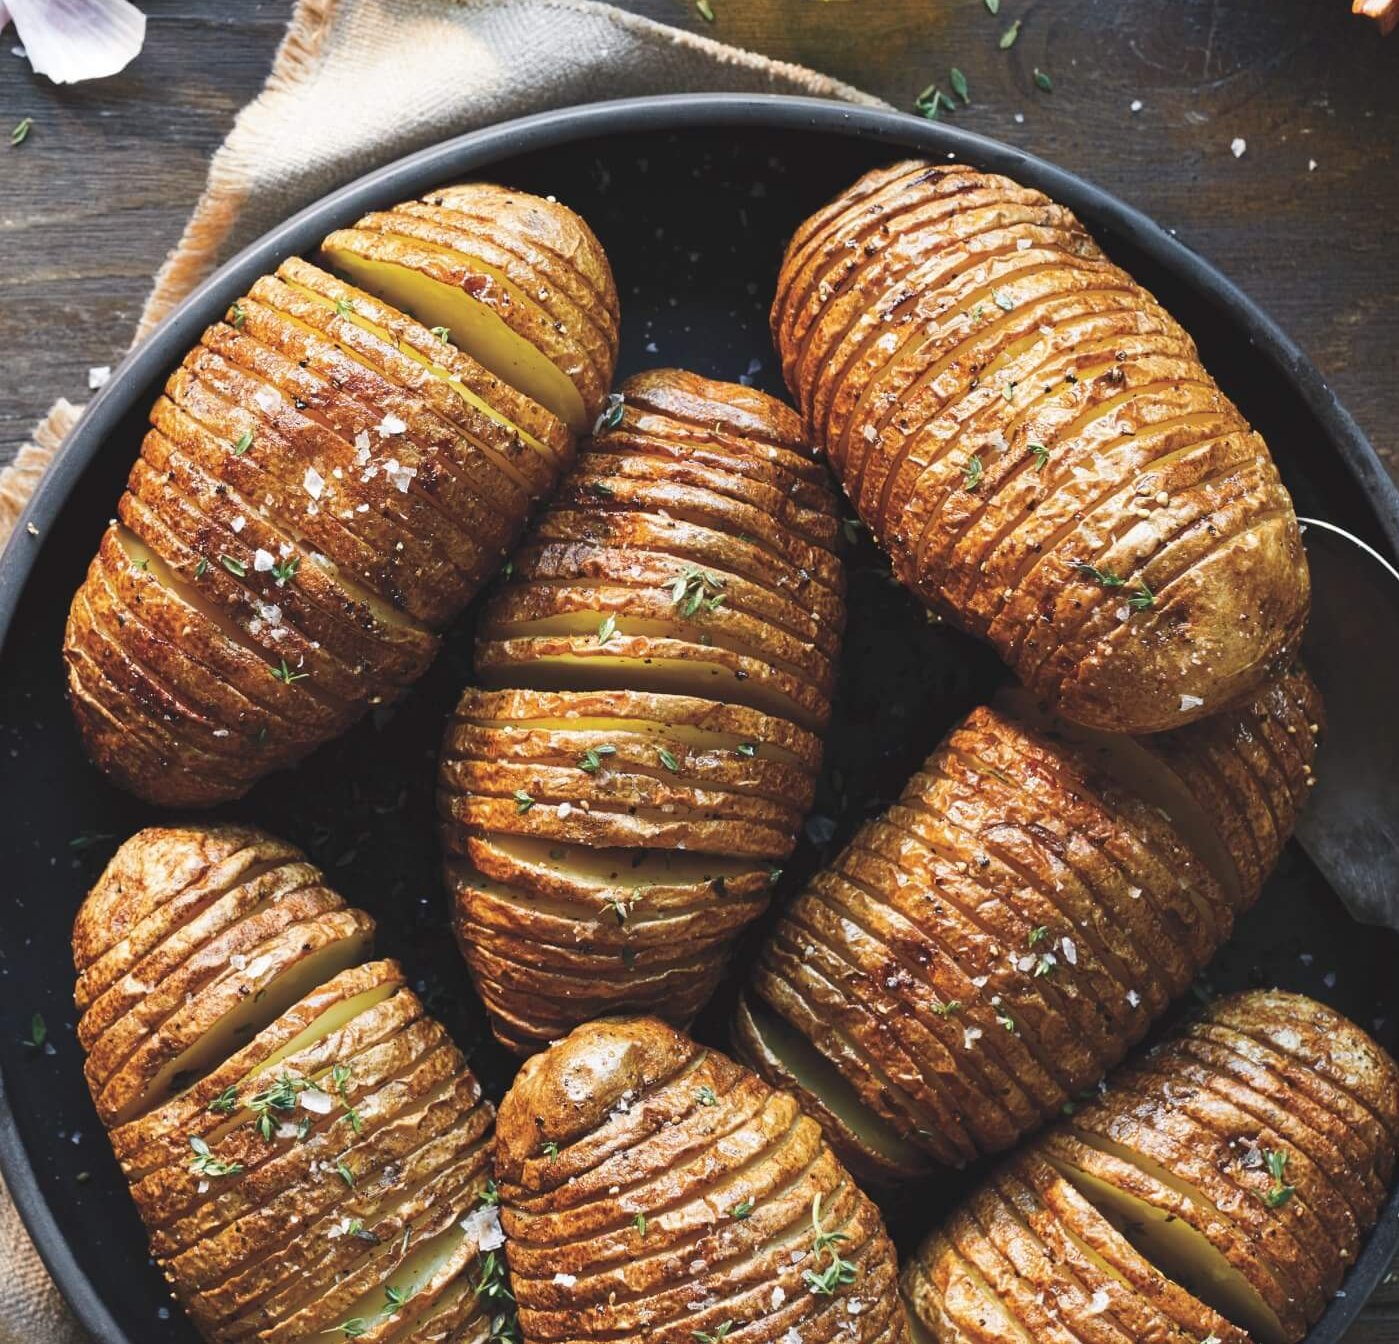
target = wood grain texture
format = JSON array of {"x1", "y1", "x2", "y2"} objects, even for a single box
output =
[{"x1": 0, "y1": 0, "x2": 1394, "y2": 1334}]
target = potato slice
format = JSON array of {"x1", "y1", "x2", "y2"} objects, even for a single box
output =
[
  {"x1": 494, "y1": 1017, "x2": 908, "y2": 1344},
  {"x1": 737, "y1": 675, "x2": 1318, "y2": 1182},
  {"x1": 773, "y1": 160, "x2": 1310, "y2": 733},
  {"x1": 445, "y1": 371, "x2": 844, "y2": 1052},
  {"x1": 72, "y1": 826, "x2": 501, "y2": 1344},
  {"x1": 903, "y1": 992, "x2": 1398, "y2": 1344}
]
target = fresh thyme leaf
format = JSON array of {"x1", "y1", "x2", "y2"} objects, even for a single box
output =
[
  {"x1": 270, "y1": 658, "x2": 308, "y2": 685},
  {"x1": 594, "y1": 392, "x2": 626, "y2": 434},
  {"x1": 513, "y1": 789, "x2": 535, "y2": 814},
  {"x1": 964, "y1": 455, "x2": 984, "y2": 491},
  {"x1": 736, "y1": 742, "x2": 757, "y2": 758},
  {"x1": 1070, "y1": 561, "x2": 1125, "y2": 588},
  {"x1": 334, "y1": 298, "x2": 354, "y2": 318},
  {"x1": 1128, "y1": 580, "x2": 1155, "y2": 611},
  {"x1": 228, "y1": 301, "x2": 246, "y2": 328},
  {"x1": 732, "y1": 1198, "x2": 755, "y2": 1219},
  {"x1": 233, "y1": 428, "x2": 253, "y2": 455},
  {"x1": 670, "y1": 566, "x2": 726, "y2": 617},
  {"x1": 430, "y1": 326, "x2": 451, "y2": 342},
  {"x1": 208, "y1": 1085, "x2": 239, "y2": 1115},
  {"x1": 984, "y1": 0, "x2": 1000, "y2": 12},
  {"x1": 327, "y1": 1317, "x2": 369, "y2": 1338},
  {"x1": 194, "y1": 557, "x2": 210, "y2": 579},
  {"x1": 695, "y1": 0, "x2": 715, "y2": 19},
  {"x1": 220, "y1": 555, "x2": 246, "y2": 577},
  {"x1": 950, "y1": 68, "x2": 970, "y2": 103},
  {"x1": 696, "y1": 1086, "x2": 719, "y2": 1106},
  {"x1": 188, "y1": 1136, "x2": 243, "y2": 1178},
  {"x1": 11, "y1": 117, "x2": 33, "y2": 147},
  {"x1": 335, "y1": 1159, "x2": 355, "y2": 1187},
  {"x1": 1033, "y1": 67, "x2": 1054, "y2": 92},
  {"x1": 578, "y1": 745, "x2": 618, "y2": 773},
  {"x1": 24, "y1": 1013, "x2": 46, "y2": 1049},
  {"x1": 657, "y1": 747, "x2": 679, "y2": 773},
  {"x1": 272, "y1": 555, "x2": 300, "y2": 583},
  {"x1": 693, "y1": 1322, "x2": 732, "y2": 1344},
  {"x1": 634, "y1": 1212, "x2": 648, "y2": 1239},
  {"x1": 541, "y1": 1141, "x2": 559, "y2": 1161},
  {"x1": 1263, "y1": 1149, "x2": 1295, "y2": 1207},
  {"x1": 931, "y1": 1000, "x2": 963, "y2": 1017},
  {"x1": 1028, "y1": 442, "x2": 1050, "y2": 471},
  {"x1": 1028, "y1": 926, "x2": 1049, "y2": 946},
  {"x1": 597, "y1": 614, "x2": 618, "y2": 644},
  {"x1": 478, "y1": 1179, "x2": 502, "y2": 1207},
  {"x1": 999, "y1": 18, "x2": 1021, "y2": 47}
]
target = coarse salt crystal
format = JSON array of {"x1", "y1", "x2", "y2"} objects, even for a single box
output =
[
  {"x1": 254, "y1": 549, "x2": 275, "y2": 572},
  {"x1": 299, "y1": 1088, "x2": 334, "y2": 1115},
  {"x1": 1088, "y1": 1288, "x2": 1111, "y2": 1315},
  {"x1": 771, "y1": 1286, "x2": 786, "y2": 1310},
  {"x1": 1016, "y1": 237, "x2": 1032, "y2": 251},
  {"x1": 254, "y1": 386, "x2": 281, "y2": 413},
  {"x1": 87, "y1": 366, "x2": 111, "y2": 390},
  {"x1": 461, "y1": 1204, "x2": 506, "y2": 1251},
  {"x1": 1061, "y1": 937, "x2": 1078, "y2": 965},
  {"x1": 1308, "y1": 159, "x2": 1318, "y2": 171},
  {"x1": 964, "y1": 1027, "x2": 983, "y2": 1048},
  {"x1": 231, "y1": 515, "x2": 246, "y2": 533},
  {"x1": 377, "y1": 413, "x2": 407, "y2": 436},
  {"x1": 1230, "y1": 137, "x2": 1247, "y2": 158},
  {"x1": 1179, "y1": 693, "x2": 1204, "y2": 711},
  {"x1": 1130, "y1": 99, "x2": 1143, "y2": 113},
  {"x1": 303, "y1": 466, "x2": 325, "y2": 499},
  {"x1": 384, "y1": 458, "x2": 417, "y2": 493},
  {"x1": 1127, "y1": 989, "x2": 1142, "y2": 1007},
  {"x1": 553, "y1": 1273, "x2": 577, "y2": 1287}
]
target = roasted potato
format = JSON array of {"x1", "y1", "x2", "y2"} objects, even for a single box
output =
[
  {"x1": 74, "y1": 825, "x2": 505, "y2": 1344},
  {"x1": 64, "y1": 186, "x2": 616, "y2": 807},
  {"x1": 903, "y1": 991, "x2": 1399, "y2": 1344},
  {"x1": 772, "y1": 161, "x2": 1310, "y2": 734},
  {"x1": 441, "y1": 369, "x2": 846, "y2": 1054},
  {"x1": 493, "y1": 1016, "x2": 909, "y2": 1344},
  {"x1": 736, "y1": 665, "x2": 1321, "y2": 1182}
]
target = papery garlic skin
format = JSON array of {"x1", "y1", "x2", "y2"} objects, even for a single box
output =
[{"x1": 5, "y1": 0, "x2": 146, "y2": 85}]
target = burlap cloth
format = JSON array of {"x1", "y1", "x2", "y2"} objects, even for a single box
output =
[{"x1": 0, "y1": 2, "x2": 880, "y2": 1337}]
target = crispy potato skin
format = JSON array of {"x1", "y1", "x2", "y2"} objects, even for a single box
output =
[
  {"x1": 442, "y1": 370, "x2": 845, "y2": 1054},
  {"x1": 65, "y1": 182, "x2": 612, "y2": 808},
  {"x1": 903, "y1": 991, "x2": 1399, "y2": 1344},
  {"x1": 771, "y1": 160, "x2": 1310, "y2": 733},
  {"x1": 738, "y1": 670, "x2": 1321, "y2": 1180},
  {"x1": 72, "y1": 826, "x2": 500, "y2": 1344},
  {"x1": 494, "y1": 1016, "x2": 909, "y2": 1344}
]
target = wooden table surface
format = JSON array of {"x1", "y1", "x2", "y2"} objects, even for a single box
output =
[{"x1": 0, "y1": 0, "x2": 1396, "y2": 1336}]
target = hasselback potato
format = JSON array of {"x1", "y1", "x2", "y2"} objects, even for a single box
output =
[
  {"x1": 772, "y1": 160, "x2": 1310, "y2": 733},
  {"x1": 902, "y1": 991, "x2": 1399, "y2": 1344},
  {"x1": 74, "y1": 825, "x2": 505, "y2": 1344},
  {"x1": 736, "y1": 665, "x2": 1321, "y2": 1181},
  {"x1": 440, "y1": 369, "x2": 846, "y2": 1054},
  {"x1": 64, "y1": 185, "x2": 615, "y2": 807},
  {"x1": 493, "y1": 1016, "x2": 908, "y2": 1344}
]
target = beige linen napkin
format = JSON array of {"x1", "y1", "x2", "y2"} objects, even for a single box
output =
[{"x1": 0, "y1": 3, "x2": 878, "y2": 1338}]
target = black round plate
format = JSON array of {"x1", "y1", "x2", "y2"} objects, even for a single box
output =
[{"x1": 2, "y1": 95, "x2": 1396, "y2": 1344}]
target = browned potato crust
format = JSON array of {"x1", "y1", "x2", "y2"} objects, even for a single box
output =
[
  {"x1": 737, "y1": 669, "x2": 1321, "y2": 1181},
  {"x1": 73, "y1": 826, "x2": 503, "y2": 1344},
  {"x1": 903, "y1": 991, "x2": 1399, "y2": 1344},
  {"x1": 772, "y1": 160, "x2": 1310, "y2": 733},
  {"x1": 493, "y1": 1016, "x2": 909, "y2": 1344},
  {"x1": 442, "y1": 370, "x2": 845, "y2": 1053},
  {"x1": 65, "y1": 182, "x2": 614, "y2": 808}
]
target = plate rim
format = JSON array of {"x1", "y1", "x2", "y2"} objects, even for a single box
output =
[{"x1": 1, "y1": 91, "x2": 1395, "y2": 1344}]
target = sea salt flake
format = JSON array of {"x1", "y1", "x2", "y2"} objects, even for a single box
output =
[
  {"x1": 1088, "y1": 1289, "x2": 1111, "y2": 1315},
  {"x1": 461, "y1": 1204, "x2": 506, "y2": 1252},
  {"x1": 963, "y1": 1026, "x2": 983, "y2": 1049},
  {"x1": 303, "y1": 466, "x2": 325, "y2": 499},
  {"x1": 299, "y1": 1088, "x2": 335, "y2": 1115},
  {"x1": 1230, "y1": 137, "x2": 1247, "y2": 158},
  {"x1": 1126, "y1": 989, "x2": 1142, "y2": 1008},
  {"x1": 87, "y1": 365, "x2": 111, "y2": 390},
  {"x1": 553, "y1": 1273, "x2": 577, "y2": 1287},
  {"x1": 254, "y1": 386, "x2": 281, "y2": 413},
  {"x1": 1179, "y1": 693, "x2": 1204, "y2": 711},
  {"x1": 1016, "y1": 237, "x2": 1032, "y2": 251},
  {"x1": 383, "y1": 458, "x2": 417, "y2": 493},
  {"x1": 377, "y1": 413, "x2": 407, "y2": 436},
  {"x1": 770, "y1": 1286, "x2": 786, "y2": 1311},
  {"x1": 231, "y1": 515, "x2": 246, "y2": 533},
  {"x1": 1061, "y1": 937, "x2": 1078, "y2": 965},
  {"x1": 254, "y1": 549, "x2": 275, "y2": 572}
]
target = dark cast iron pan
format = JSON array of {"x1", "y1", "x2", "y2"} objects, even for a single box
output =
[{"x1": 1, "y1": 94, "x2": 1396, "y2": 1344}]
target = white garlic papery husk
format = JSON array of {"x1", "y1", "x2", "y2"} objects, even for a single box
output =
[{"x1": 5, "y1": 0, "x2": 146, "y2": 84}]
